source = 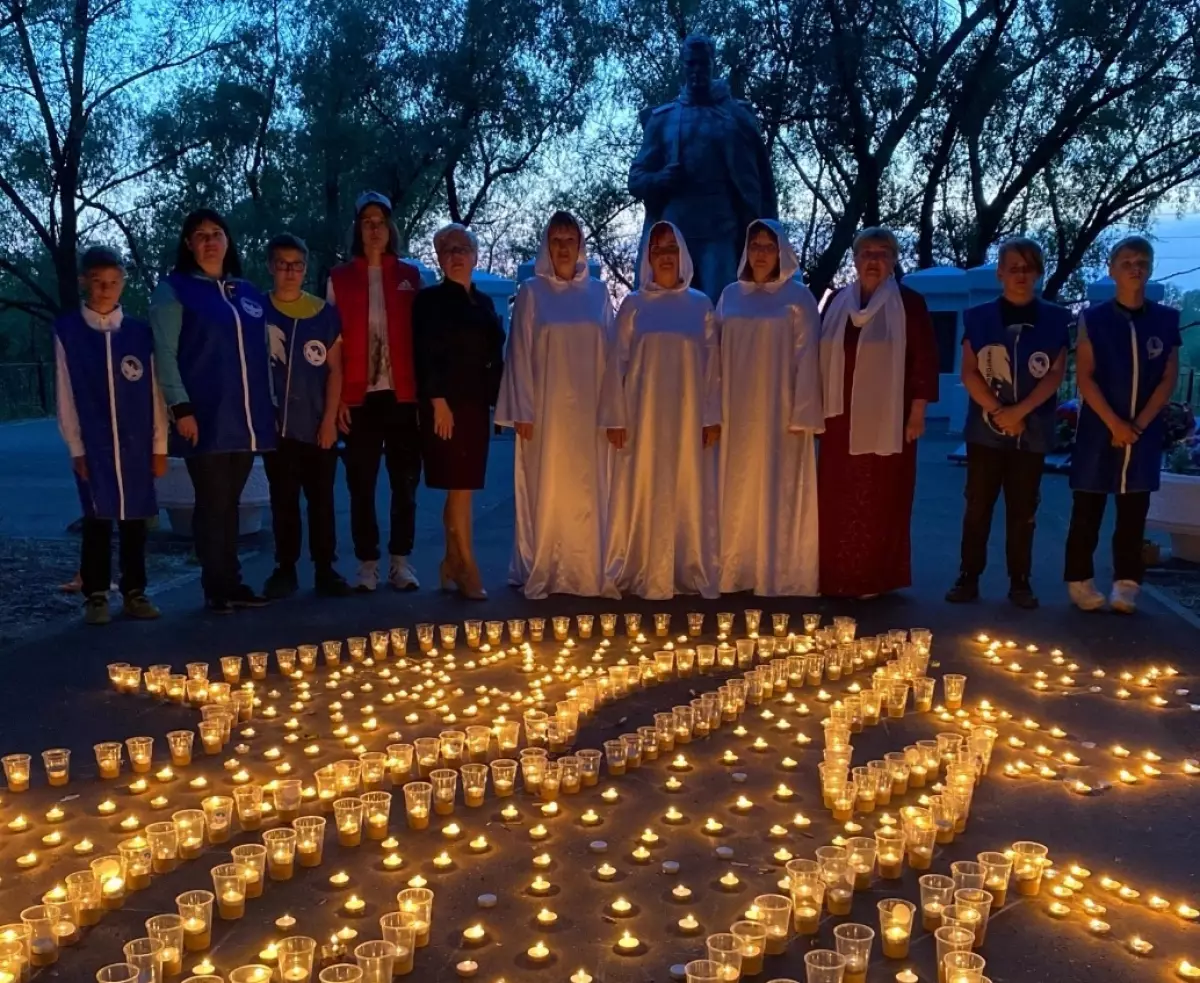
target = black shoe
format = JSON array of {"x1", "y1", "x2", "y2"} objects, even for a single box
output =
[
  {"x1": 314, "y1": 566, "x2": 353, "y2": 597},
  {"x1": 945, "y1": 574, "x2": 979, "y2": 603},
  {"x1": 230, "y1": 584, "x2": 270, "y2": 608},
  {"x1": 1008, "y1": 578, "x2": 1040, "y2": 610},
  {"x1": 206, "y1": 597, "x2": 235, "y2": 615},
  {"x1": 263, "y1": 565, "x2": 299, "y2": 600}
]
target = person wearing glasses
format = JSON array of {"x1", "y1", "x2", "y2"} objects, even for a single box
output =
[
  {"x1": 260, "y1": 233, "x2": 351, "y2": 599},
  {"x1": 151, "y1": 208, "x2": 277, "y2": 614},
  {"x1": 599, "y1": 220, "x2": 721, "y2": 600},
  {"x1": 327, "y1": 192, "x2": 424, "y2": 592}
]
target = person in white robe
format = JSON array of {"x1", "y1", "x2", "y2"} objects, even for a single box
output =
[
  {"x1": 495, "y1": 211, "x2": 614, "y2": 598},
  {"x1": 716, "y1": 220, "x2": 823, "y2": 596},
  {"x1": 599, "y1": 220, "x2": 721, "y2": 600}
]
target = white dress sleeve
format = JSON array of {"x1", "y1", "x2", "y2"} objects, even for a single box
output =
[{"x1": 789, "y1": 287, "x2": 825, "y2": 433}]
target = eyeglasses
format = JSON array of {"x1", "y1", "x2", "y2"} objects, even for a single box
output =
[{"x1": 273, "y1": 261, "x2": 307, "y2": 274}]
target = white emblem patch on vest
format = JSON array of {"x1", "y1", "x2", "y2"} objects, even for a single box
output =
[
  {"x1": 1147, "y1": 335, "x2": 1164, "y2": 359},
  {"x1": 240, "y1": 298, "x2": 264, "y2": 319},
  {"x1": 120, "y1": 355, "x2": 144, "y2": 382},
  {"x1": 303, "y1": 340, "x2": 327, "y2": 366},
  {"x1": 1028, "y1": 351, "x2": 1051, "y2": 379}
]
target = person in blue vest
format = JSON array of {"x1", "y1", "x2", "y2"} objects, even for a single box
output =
[
  {"x1": 55, "y1": 246, "x2": 168, "y2": 625},
  {"x1": 151, "y1": 208, "x2": 277, "y2": 615},
  {"x1": 261, "y1": 233, "x2": 351, "y2": 598},
  {"x1": 1065, "y1": 235, "x2": 1181, "y2": 614},
  {"x1": 946, "y1": 238, "x2": 1071, "y2": 609}
]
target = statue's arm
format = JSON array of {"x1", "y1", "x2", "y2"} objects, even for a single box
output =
[{"x1": 628, "y1": 110, "x2": 668, "y2": 203}]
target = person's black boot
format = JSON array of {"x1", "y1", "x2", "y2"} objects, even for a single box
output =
[
  {"x1": 1008, "y1": 577, "x2": 1039, "y2": 610},
  {"x1": 263, "y1": 565, "x2": 299, "y2": 600},
  {"x1": 315, "y1": 565, "x2": 352, "y2": 597},
  {"x1": 945, "y1": 573, "x2": 980, "y2": 603},
  {"x1": 230, "y1": 584, "x2": 270, "y2": 608}
]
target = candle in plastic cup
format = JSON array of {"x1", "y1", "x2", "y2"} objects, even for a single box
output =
[
  {"x1": 379, "y1": 914, "x2": 417, "y2": 975},
  {"x1": 264, "y1": 828, "x2": 297, "y2": 881},
  {"x1": 878, "y1": 899, "x2": 915, "y2": 959},
  {"x1": 277, "y1": 936, "x2": 317, "y2": 982},
  {"x1": 166, "y1": 731, "x2": 194, "y2": 767},
  {"x1": 603, "y1": 740, "x2": 627, "y2": 776},
  {"x1": 804, "y1": 948, "x2": 847, "y2": 983},
  {"x1": 362, "y1": 791, "x2": 392, "y2": 839},
  {"x1": 489, "y1": 759, "x2": 517, "y2": 797},
  {"x1": 786, "y1": 860, "x2": 826, "y2": 934},
  {"x1": 93, "y1": 742, "x2": 123, "y2": 779},
  {"x1": 41, "y1": 749, "x2": 70, "y2": 787},
  {"x1": 754, "y1": 894, "x2": 794, "y2": 954},
  {"x1": 397, "y1": 888, "x2": 433, "y2": 947},
  {"x1": 833, "y1": 923, "x2": 874, "y2": 983},
  {"x1": 413, "y1": 738, "x2": 440, "y2": 778},
  {"x1": 91, "y1": 856, "x2": 126, "y2": 909},
  {"x1": 176, "y1": 890, "x2": 214, "y2": 951},
  {"x1": 705, "y1": 932, "x2": 743, "y2": 981},
  {"x1": 943, "y1": 950, "x2": 986, "y2": 983},
  {"x1": 731, "y1": 920, "x2": 767, "y2": 976},
  {"x1": 920, "y1": 874, "x2": 956, "y2": 931},
  {"x1": 354, "y1": 939, "x2": 396, "y2": 983},
  {"x1": 976, "y1": 852, "x2": 1012, "y2": 908},
  {"x1": 950, "y1": 861, "x2": 987, "y2": 892},
  {"x1": 320, "y1": 967, "x2": 364, "y2": 983},
  {"x1": 95, "y1": 964, "x2": 139, "y2": 983},
  {"x1": 942, "y1": 673, "x2": 966, "y2": 709},
  {"x1": 231, "y1": 843, "x2": 266, "y2": 898},
  {"x1": 934, "y1": 926, "x2": 975, "y2": 983},
  {"x1": 404, "y1": 782, "x2": 432, "y2": 829},
  {"x1": 685, "y1": 959, "x2": 723, "y2": 983},
  {"x1": 415, "y1": 624, "x2": 435, "y2": 652},
  {"x1": 1011, "y1": 841, "x2": 1048, "y2": 896},
  {"x1": 21, "y1": 905, "x2": 60, "y2": 966},
  {"x1": 202, "y1": 795, "x2": 234, "y2": 844},
  {"x1": 230, "y1": 965, "x2": 274, "y2": 983},
  {"x1": 429, "y1": 769, "x2": 458, "y2": 816},
  {"x1": 118, "y1": 836, "x2": 152, "y2": 890},
  {"x1": 146, "y1": 913, "x2": 185, "y2": 975},
  {"x1": 274, "y1": 779, "x2": 303, "y2": 822},
  {"x1": 66, "y1": 870, "x2": 102, "y2": 926},
  {"x1": 123, "y1": 936, "x2": 165, "y2": 979},
  {"x1": 953, "y1": 889, "x2": 993, "y2": 947},
  {"x1": 234, "y1": 784, "x2": 264, "y2": 831},
  {"x1": 334, "y1": 797, "x2": 365, "y2": 846}
]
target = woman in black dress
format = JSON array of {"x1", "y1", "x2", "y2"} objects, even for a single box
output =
[{"x1": 413, "y1": 223, "x2": 506, "y2": 599}]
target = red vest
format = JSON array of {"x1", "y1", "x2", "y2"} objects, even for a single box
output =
[{"x1": 329, "y1": 255, "x2": 420, "y2": 405}]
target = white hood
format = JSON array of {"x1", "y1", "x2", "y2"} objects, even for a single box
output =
[
  {"x1": 736, "y1": 218, "x2": 800, "y2": 291},
  {"x1": 638, "y1": 221, "x2": 695, "y2": 294},
  {"x1": 534, "y1": 214, "x2": 590, "y2": 285}
]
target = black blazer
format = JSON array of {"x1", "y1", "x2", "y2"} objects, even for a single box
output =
[{"x1": 412, "y1": 279, "x2": 506, "y2": 407}]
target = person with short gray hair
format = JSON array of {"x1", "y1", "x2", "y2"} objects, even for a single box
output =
[{"x1": 1064, "y1": 233, "x2": 1180, "y2": 614}]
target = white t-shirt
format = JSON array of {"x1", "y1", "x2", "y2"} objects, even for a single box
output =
[{"x1": 327, "y1": 269, "x2": 393, "y2": 392}]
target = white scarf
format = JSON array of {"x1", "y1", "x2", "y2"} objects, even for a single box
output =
[{"x1": 820, "y1": 276, "x2": 907, "y2": 456}]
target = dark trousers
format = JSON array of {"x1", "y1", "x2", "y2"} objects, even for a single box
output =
[
  {"x1": 343, "y1": 393, "x2": 421, "y2": 561},
  {"x1": 186, "y1": 451, "x2": 254, "y2": 601},
  {"x1": 80, "y1": 517, "x2": 147, "y2": 597},
  {"x1": 264, "y1": 437, "x2": 338, "y2": 567},
  {"x1": 1064, "y1": 490, "x2": 1152, "y2": 584},
  {"x1": 959, "y1": 442, "x2": 1045, "y2": 581}
]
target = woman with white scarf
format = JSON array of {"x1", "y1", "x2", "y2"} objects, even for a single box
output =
[
  {"x1": 495, "y1": 211, "x2": 614, "y2": 598},
  {"x1": 717, "y1": 219, "x2": 823, "y2": 596},
  {"x1": 599, "y1": 221, "x2": 721, "y2": 600},
  {"x1": 818, "y1": 227, "x2": 939, "y2": 598}
]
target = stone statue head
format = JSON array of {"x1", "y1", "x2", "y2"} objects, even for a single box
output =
[{"x1": 680, "y1": 34, "x2": 716, "y2": 97}]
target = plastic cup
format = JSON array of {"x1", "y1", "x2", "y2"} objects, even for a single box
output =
[
  {"x1": 1011, "y1": 841, "x2": 1048, "y2": 896},
  {"x1": 264, "y1": 827, "x2": 297, "y2": 880},
  {"x1": 320, "y1": 967, "x2": 363, "y2": 983},
  {"x1": 976, "y1": 852, "x2": 1012, "y2": 908},
  {"x1": 786, "y1": 860, "x2": 825, "y2": 935},
  {"x1": 413, "y1": 738, "x2": 440, "y2": 778},
  {"x1": 96, "y1": 964, "x2": 139, "y2": 983},
  {"x1": 274, "y1": 779, "x2": 303, "y2": 823},
  {"x1": 804, "y1": 949, "x2": 847, "y2": 983},
  {"x1": 685, "y1": 960, "x2": 723, "y2": 983},
  {"x1": 202, "y1": 795, "x2": 234, "y2": 844},
  {"x1": 147, "y1": 913, "x2": 185, "y2": 975},
  {"x1": 604, "y1": 740, "x2": 627, "y2": 775},
  {"x1": 489, "y1": 759, "x2": 517, "y2": 797},
  {"x1": 334, "y1": 798, "x2": 365, "y2": 846},
  {"x1": 40, "y1": 748, "x2": 70, "y2": 786},
  {"x1": 396, "y1": 888, "x2": 433, "y2": 947},
  {"x1": 176, "y1": 890, "x2": 214, "y2": 951},
  {"x1": 277, "y1": 936, "x2": 317, "y2": 982},
  {"x1": 404, "y1": 782, "x2": 432, "y2": 829},
  {"x1": 942, "y1": 951, "x2": 986, "y2": 983},
  {"x1": 230, "y1": 965, "x2": 274, "y2": 982},
  {"x1": 465, "y1": 727, "x2": 492, "y2": 763},
  {"x1": 354, "y1": 939, "x2": 396, "y2": 983},
  {"x1": 705, "y1": 932, "x2": 743, "y2": 981},
  {"x1": 92, "y1": 855, "x2": 126, "y2": 909},
  {"x1": 754, "y1": 894, "x2": 793, "y2": 954},
  {"x1": 878, "y1": 898, "x2": 915, "y2": 959},
  {"x1": 934, "y1": 926, "x2": 975, "y2": 983},
  {"x1": 122, "y1": 936, "x2": 165, "y2": 980},
  {"x1": 66, "y1": 870, "x2": 102, "y2": 926},
  {"x1": 731, "y1": 920, "x2": 767, "y2": 976},
  {"x1": 234, "y1": 784, "x2": 264, "y2": 831},
  {"x1": 942, "y1": 673, "x2": 966, "y2": 709},
  {"x1": 953, "y1": 888, "x2": 993, "y2": 946},
  {"x1": 21, "y1": 905, "x2": 60, "y2": 966},
  {"x1": 919, "y1": 874, "x2": 956, "y2": 931},
  {"x1": 362, "y1": 791, "x2": 393, "y2": 839},
  {"x1": 833, "y1": 923, "x2": 874, "y2": 983},
  {"x1": 379, "y1": 915, "x2": 416, "y2": 975},
  {"x1": 429, "y1": 769, "x2": 458, "y2": 815},
  {"x1": 231, "y1": 843, "x2": 266, "y2": 899}
]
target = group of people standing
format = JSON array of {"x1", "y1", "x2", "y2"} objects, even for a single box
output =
[
  {"x1": 53, "y1": 191, "x2": 1179, "y2": 623},
  {"x1": 500, "y1": 213, "x2": 940, "y2": 602}
]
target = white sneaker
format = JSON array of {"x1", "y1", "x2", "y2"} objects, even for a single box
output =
[
  {"x1": 389, "y1": 555, "x2": 420, "y2": 591},
  {"x1": 1068, "y1": 579, "x2": 1107, "y2": 611},
  {"x1": 1110, "y1": 579, "x2": 1140, "y2": 614},
  {"x1": 355, "y1": 559, "x2": 379, "y2": 592}
]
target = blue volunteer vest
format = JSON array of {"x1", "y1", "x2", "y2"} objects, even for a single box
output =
[
  {"x1": 167, "y1": 273, "x2": 277, "y2": 456},
  {"x1": 54, "y1": 309, "x2": 157, "y2": 520},
  {"x1": 1071, "y1": 300, "x2": 1181, "y2": 494},
  {"x1": 267, "y1": 297, "x2": 341, "y2": 444},
  {"x1": 962, "y1": 299, "x2": 1072, "y2": 455}
]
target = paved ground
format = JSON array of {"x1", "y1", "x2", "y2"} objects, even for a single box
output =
[{"x1": 0, "y1": 419, "x2": 1196, "y2": 983}]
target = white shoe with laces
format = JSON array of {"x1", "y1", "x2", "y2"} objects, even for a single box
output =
[
  {"x1": 389, "y1": 555, "x2": 420, "y2": 591},
  {"x1": 355, "y1": 559, "x2": 379, "y2": 592},
  {"x1": 1110, "y1": 579, "x2": 1140, "y2": 614},
  {"x1": 1067, "y1": 579, "x2": 1107, "y2": 612}
]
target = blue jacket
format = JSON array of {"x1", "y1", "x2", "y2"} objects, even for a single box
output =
[
  {"x1": 156, "y1": 273, "x2": 277, "y2": 456},
  {"x1": 1071, "y1": 300, "x2": 1181, "y2": 494},
  {"x1": 55, "y1": 309, "x2": 157, "y2": 520},
  {"x1": 267, "y1": 294, "x2": 342, "y2": 444},
  {"x1": 962, "y1": 299, "x2": 1072, "y2": 455}
]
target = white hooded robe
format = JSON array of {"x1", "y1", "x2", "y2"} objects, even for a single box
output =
[
  {"x1": 495, "y1": 226, "x2": 615, "y2": 598},
  {"x1": 599, "y1": 221, "x2": 720, "y2": 600},
  {"x1": 716, "y1": 221, "x2": 823, "y2": 596}
]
